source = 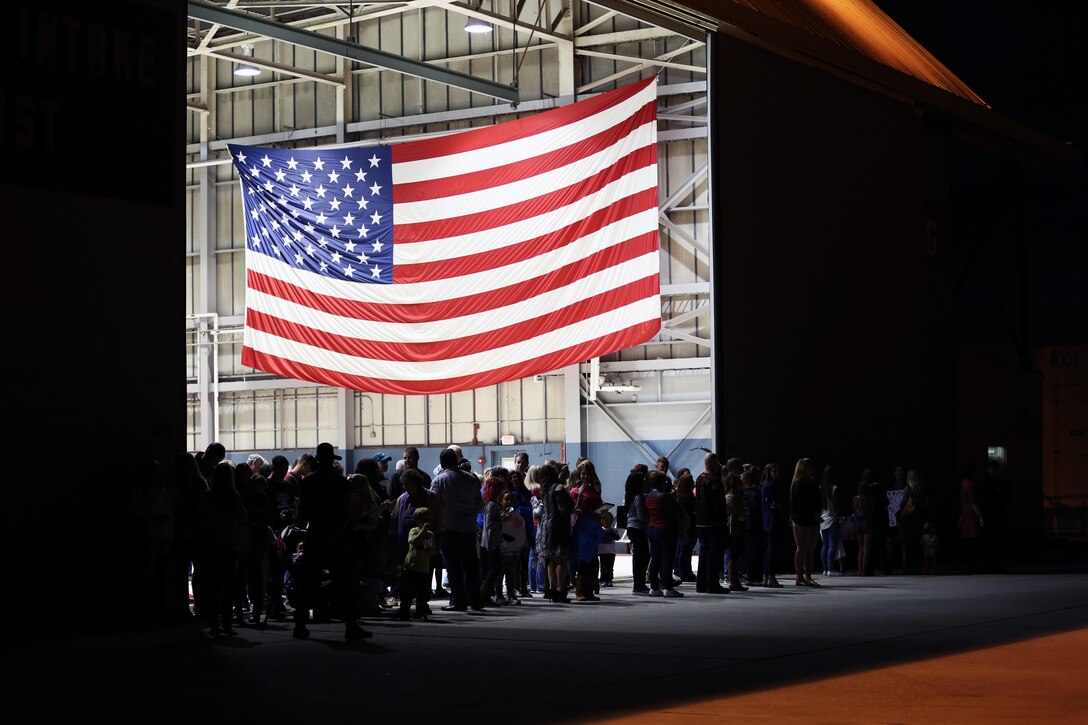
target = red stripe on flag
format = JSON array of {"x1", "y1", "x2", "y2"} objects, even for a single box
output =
[
  {"x1": 394, "y1": 101, "x2": 657, "y2": 203},
  {"x1": 241, "y1": 317, "x2": 661, "y2": 395}
]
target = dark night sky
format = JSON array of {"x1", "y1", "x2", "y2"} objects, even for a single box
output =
[
  {"x1": 878, "y1": 0, "x2": 1087, "y2": 348},
  {"x1": 876, "y1": 0, "x2": 1086, "y2": 149}
]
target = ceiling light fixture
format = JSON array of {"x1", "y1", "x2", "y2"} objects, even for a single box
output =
[
  {"x1": 464, "y1": 0, "x2": 492, "y2": 34},
  {"x1": 234, "y1": 44, "x2": 261, "y2": 77}
]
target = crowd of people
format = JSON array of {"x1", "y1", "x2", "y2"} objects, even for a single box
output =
[{"x1": 123, "y1": 442, "x2": 1012, "y2": 638}]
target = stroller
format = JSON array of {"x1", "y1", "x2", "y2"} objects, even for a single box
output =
[{"x1": 256, "y1": 523, "x2": 306, "y2": 629}]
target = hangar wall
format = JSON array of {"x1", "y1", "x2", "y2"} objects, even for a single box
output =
[{"x1": 711, "y1": 34, "x2": 1044, "y2": 545}]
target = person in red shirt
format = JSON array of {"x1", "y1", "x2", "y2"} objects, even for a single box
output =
[{"x1": 645, "y1": 470, "x2": 684, "y2": 597}]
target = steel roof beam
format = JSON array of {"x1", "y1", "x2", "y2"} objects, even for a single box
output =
[{"x1": 188, "y1": 0, "x2": 519, "y2": 102}]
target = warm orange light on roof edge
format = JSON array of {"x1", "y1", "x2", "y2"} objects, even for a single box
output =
[
  {"x1": 717, "y1": 0, "x2": 988, "y2": 107},
  {"x1": 808, "y1": 0, "x2": 987, "y2": 106}
]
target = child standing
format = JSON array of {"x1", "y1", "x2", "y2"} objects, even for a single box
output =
[
  {"x1": 598, "y1": 511, "x2": 620, "y2": 588},
  {"x1": 921, "y1": 522, "x2": 940, "y2": 575},
  {"x1": 529, "y1": 482, "x2": 546, "y2": 593},
  {"x1": 499, "y1": 491, "x2": 527, "y2": 605},
  {"x1": 397, "y1": 507, "x2": 435, "y2": 620}
]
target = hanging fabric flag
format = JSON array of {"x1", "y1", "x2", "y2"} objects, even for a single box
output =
[{"x1": 230, "y1": 77, "x2": 660, "y2": 394}]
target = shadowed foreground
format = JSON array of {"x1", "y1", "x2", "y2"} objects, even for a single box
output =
[{"x1": 5, "y1": 553, "x2": 1087, "y2": 724}]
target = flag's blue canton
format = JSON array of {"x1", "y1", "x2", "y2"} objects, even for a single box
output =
[{"x1": 230, "y1": 144, "x2": 395, "y2": 284}]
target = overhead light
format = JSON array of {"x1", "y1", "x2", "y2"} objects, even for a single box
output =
[
  {"x1": 234, "y1": 44, "x2": 261, "y2": 77},
  {"x1": 464, "y1": 0, "x2": 492, "y2": 34},
  {"x1": 465, "y1": 17, "x2": 492, "y2": 34}
]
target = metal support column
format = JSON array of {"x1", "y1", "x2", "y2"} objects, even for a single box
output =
[{"x1": 198, "y1": 54, "x2": 218, "y2": 450}]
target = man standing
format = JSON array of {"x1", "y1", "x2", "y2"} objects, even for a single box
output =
[
  {"x1": 197, "y1": 441, "x2": 226, "y2": 481},
  {"x1": 512, "y1": 451, "x2": 533, "y2": 598},
  {"x1": 293, "y1": 443, "x2": 371, "y2": 641},
  {"x1": 433, "y1": 444, "x2": 465, "y2": 478},
  {"x1": 514, "y1": 450, "x2": 529, "y2": 479},
  {"x1": 265, "y1": 454, "x2": 293, "y2": 619},
  {"x1": 390, "y1": 446, "x2": 430, "y2": 502},
  {"x1": 430, "y1": 447, "x2": 483, "y2": 611},
  {"x1": 284, "y1": 453, "x2": 315, "y2": 496},
  {"x1": 695, "y1": 452, "x2": 729, "y2": 594},
  {"x1": 246, "y1": 453, "x2": 268, "y2": 477},
  {"x1": 372, "y1": 452, "x2": 393, "y2": 500}
]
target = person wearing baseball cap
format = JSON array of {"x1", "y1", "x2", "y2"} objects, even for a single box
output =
[
  {"x1": 369, "y1": 452, "x2": 392, "y2": 501},
  {"x1": 293, "y1": 442, "x2": 371, "y2": 641}
]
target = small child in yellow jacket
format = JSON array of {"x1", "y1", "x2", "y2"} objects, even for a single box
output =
[{"x1": 397, "y1": 507, "x2": 436, "y2": 620}]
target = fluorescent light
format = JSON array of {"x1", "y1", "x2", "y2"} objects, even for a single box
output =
[{"x1": 464, "y1": 17, "x2": 492, "y2": 34}]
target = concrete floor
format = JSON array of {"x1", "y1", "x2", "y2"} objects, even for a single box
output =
[{"x1": 6, "y1": 549, "x2": 1087, "y2": 724}]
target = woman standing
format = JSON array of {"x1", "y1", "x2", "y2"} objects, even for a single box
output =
[
  {"x1": 523, "y1": 465, "x2": 545, "y2": 594},
  {"x1": 673, "y1": 468, "x2": 697, "y2": 582},
  {"x1": 818, "y1": 465, "x2": 842, "y2": 577},
  {"x1": 760, "y1": 463, "x2": 784, "y2": 588},
  {"x1": 789, "y1": 458, "x2": 822, "y2": 587},
  {"x1": 199, "y1": 461, "x2": 247, "y2": 636},
  {"x1": 853, "y1": 472, "x2": 876, "y2": 575},
  {"x1": 741, "y1": 466, "x2": 764, "y2": 586},
  {"x1": 623, "y1": 463, "x2": 651, "y2": 595},
  {"x1": 645, "y1": 470, "x2": 683, "y2": 597},
  {"x1": 390, "y1": 468, "x2": 440, "y2": 582},
  {"x1": 571, "y1": 460, "x2": 604, "y2": 601},
  {"x1": 534, "y1": 463, "x2": 573, "y2": 603},
  {"x1": 479, "y1": 475, "x2": 505, "y2": 606},
  {"x1": 724, "y1": 469, "x2": 748, "y2": 592}
]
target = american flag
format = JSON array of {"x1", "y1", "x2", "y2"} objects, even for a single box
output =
[{"x1": 230, "y1": 77, "x2": 661, "y2": 394}]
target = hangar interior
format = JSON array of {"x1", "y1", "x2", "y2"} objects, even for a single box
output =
[
  {"x1": 183, "y1": 1, "x2": 1075, "y2": 510},
  {"x1": 185, "y1": 0, "x2": 717, "y2": 486}
]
